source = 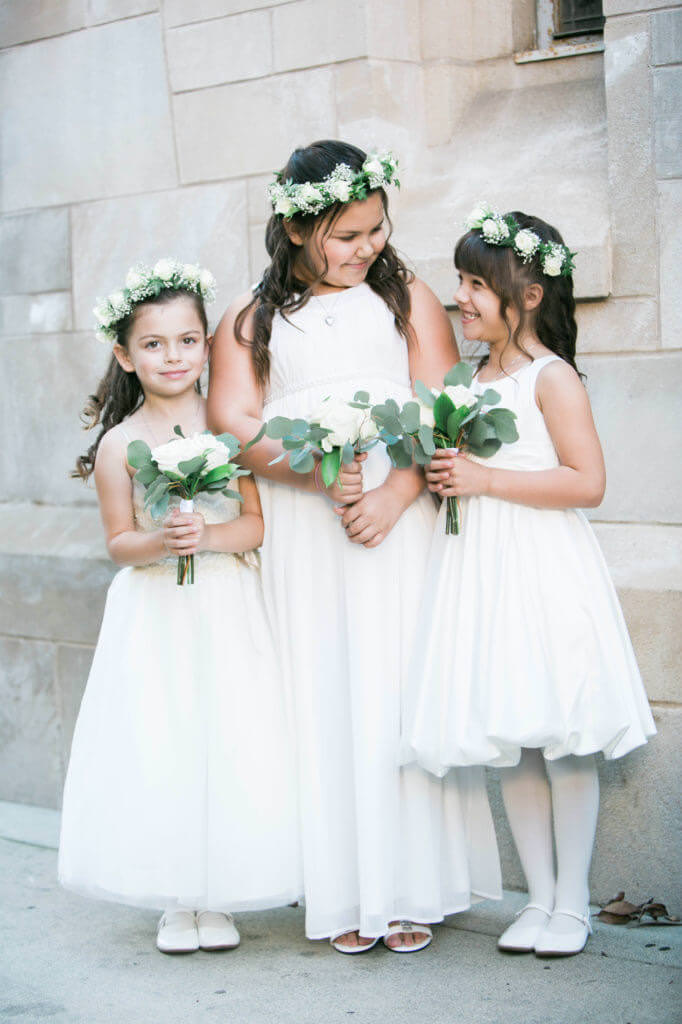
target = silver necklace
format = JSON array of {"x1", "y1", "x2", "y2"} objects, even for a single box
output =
[
  {"x1": 141, "y1": 393, "x2": 202, "y2": 446},
  {"x1": 314, "y1": 290, "x2": 344, "y2": 327}
]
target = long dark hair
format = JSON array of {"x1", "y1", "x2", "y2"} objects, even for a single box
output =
[
  {"x1": 454, "y1": 212, "x2": 579, "y2": 375},
  {"x1": 234, "y1": 139, "x2": 414, "y2": 388},
  {"x1": 73, "y1": 289, "x2": 208, "y2": 480}
]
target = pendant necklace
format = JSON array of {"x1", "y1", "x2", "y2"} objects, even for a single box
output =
[{"x1": 314, "y1": 290, "x2": 344, "y2": 327}]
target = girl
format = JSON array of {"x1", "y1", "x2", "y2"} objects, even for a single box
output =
[
  {"x1": 409, "y1": 208, "x2": 656, "y2": 957},
  {"x1": 59, "y1": 261, "x2": 302, "y2": 954},
  {"x1": 207, "y1": 141, "x2": 502, "y2": 953}
]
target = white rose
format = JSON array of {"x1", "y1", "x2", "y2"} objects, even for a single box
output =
[
  {"x1": 182, "y1": 264, "x2": 201, "y2": 284},
  {"x1": 444, "y1": 384, "x2": 476, "y2": 410},
  {"x1": 199, "y1": 268, "x2": 216, "y2": 297},
  {"x1": 298, "y1": 183, "x2": 324, "y2": 207},
  {"x1": 93, "y1": 303, "x2": 112, "y2": 326},
  {"x1": 274, "y1": 194, "x2": 296, "y2": 217},
  {"x1": 152, "y1": 435, "x2": 207, "y2": 475},
  {"x1": 543, "y1": 251, "x2": 564, "y2": 277},
  {"x1": 481, "y1": 217, "x2": 509, "y2": 243},
  {"x1": 154, "y1": 258, "x2": 177, "y2": 282},
  {"x1": 364, "y1": 158, "x2": 384, "y2": 183},
  {"x1": 310, "y1": 397, "x2": 364, "y2": 448},
  {"x1": 514, "y1": 229, "x2": 540, "y2": 260},
  {"x1": 201, "y1": 438, "x2": 232, "y2": 474},
  {"x1": 108, "y1": 290, "x2": 128, "y2": 315},
  {"x1": 465, "y1": 201, "x2": 493, "y2": 229},
  {"x1": 418, "y1": 401, "x2": 435, "y2": 428},
  {"x1": 95, "y1": 328, "x2": 112, "y2": 344},
  {"x1": 329, "y1": 179, "x2": 352, "y2": 203},
  {"x1": 125, "y1": 269, "x2": 146, "y2": 291}
]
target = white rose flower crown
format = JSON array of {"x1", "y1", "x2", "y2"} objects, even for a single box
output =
[
  {"x1": 267, "y1": 151, "x2": 400, "y2": 220},
  {"x1": 464, "y1": 202, "x2": 576, "y2": 278},
  {"x1": 93, "y1": 258, "x2": 216, "y2": 344}
]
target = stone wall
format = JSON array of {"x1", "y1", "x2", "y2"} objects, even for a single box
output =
[{"x1": 1, "y1": 0, "x2": 679, "y2": 905}]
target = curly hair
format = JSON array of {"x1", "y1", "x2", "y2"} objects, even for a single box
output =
[
  {"x1": 73, "y1": 289, "x2": 207, "y2": 480},
  {"x1": 455, "y1": 212, "x2": 580, "y2": 376},
  {"x1": 234, "y1": 139, "x2": 414, "y2": 388}
]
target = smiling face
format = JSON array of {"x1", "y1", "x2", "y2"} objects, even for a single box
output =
[
  {"x1": 290, "y1": 191, "x2": 387, "y2": 291},
  {"x1": 113, "y1": 293, "x2": 208, "y2": 399},
  {"x1": 454, "y1": 269, "x2": 517, "y2": 346}
]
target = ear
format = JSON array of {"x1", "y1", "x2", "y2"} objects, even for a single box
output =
[
  {"x1": 112, "y1": 343, "x2": 135, "y2": 373},
  {"x1": 523, "y1": 282, "x2": 544, "y2": 311},
  {"x1": 282, "y1": 219, "x2": 304, "y2": 247}
]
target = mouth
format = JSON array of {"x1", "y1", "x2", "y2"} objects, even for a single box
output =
[
  {"x1": 161, "y1": 370, "x2": 188, "y2": 379},
  {"x1": 345, "y1": 261, "x2": 370, "y2": 270},
  {"x1": 459, "y1": 311, "x2": 481, "y2": 324}
]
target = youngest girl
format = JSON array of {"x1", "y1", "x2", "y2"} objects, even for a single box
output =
[
  {"x1": 408, "y1": 208, "x2": 655, "y2": 957},
  {"x1": 59, "y1": 261, "x2": 301, "y2": 953}
]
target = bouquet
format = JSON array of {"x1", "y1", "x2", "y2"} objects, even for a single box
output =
[
  {"x1": 372, "y1": 363, "x2": 518, "y2": 534},
  {"x1": 265, "y1": 392, "x2": 379, "y2": 488},
  {"x1": 127, "y1": 427, "x2": 258, "y2": 584}
]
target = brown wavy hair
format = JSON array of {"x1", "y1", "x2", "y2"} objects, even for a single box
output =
[
  {"x1": 455, "y1": 212, "x2": 580, "y2": 376},
  {"x1": 73, "y1": 289, "x2": 207, "y2": 480},
  {"x1": 234, "y1": 140, "x2": 414, "y2": 388}
]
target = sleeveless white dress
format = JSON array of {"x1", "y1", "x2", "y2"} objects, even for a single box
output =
[
  {"x1": 407, "y1": 355, "x2": 656, "y2": 773},
  {"x1": 59, "y1": 479, "x2": 302, "y2": 912},
  {"x1": 257, "y1": 283, "x2": 502, "y2": 940}
]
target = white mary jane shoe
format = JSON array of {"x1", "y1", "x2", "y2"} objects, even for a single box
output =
[
  {"x1": 196, "y1": 911, "x2": 240, "y2": 951},
  {"x1": 156, "y1": 910, "x2": 199, "y2": 954},
  {"x1": 382, "y1": 921, "x2": 433, "y2": 954},
  {"x1": 497, "y1": 903, "x2": 552, "y2": 953},
  {"x1": 534, "y1": 908, "x2": 592, "y2": 957}
]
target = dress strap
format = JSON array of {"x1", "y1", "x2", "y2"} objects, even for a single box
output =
[{"x1": 119, "y1": 423, "x2": 133, "y2": 442}]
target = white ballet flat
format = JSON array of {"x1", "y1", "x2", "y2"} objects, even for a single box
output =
[
  {"x1": 497, "y1": 903, "x2": 552, "y2": 953},
  {"x1": 196, "y1": 911, "x2": 240, "y2": 951},
  {"x1": 534, "y1": 908, "x2": 592, "y2": 957},
  {"x1": 330, "y1": 930, "x2": 380, "y2": 955},
  {"x1": 382, "y1": 921, "x2": 433, "y2": 953},
  {"x1": 156, "y1": 910, "x2": 199, "y2": 954}
]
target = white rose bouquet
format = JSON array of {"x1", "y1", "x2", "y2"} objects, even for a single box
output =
[
  {"x1": 372, "y1": 363, "x2": 518, "y2": 535},
  {"x1": 127, "y1": 426, "x2": 262, "y2": 584},
  {"x1": 265, "y1": 392, "x2": 379, "y2": 488}
]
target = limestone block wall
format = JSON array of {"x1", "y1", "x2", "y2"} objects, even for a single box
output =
[{"x1": 0, "y1": 0, "x2": 679, "y2": 905}]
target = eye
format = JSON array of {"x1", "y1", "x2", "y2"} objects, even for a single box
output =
[
  {"x1": 182, "y1": 336, "x2": 198, "y2": 345},
  {"x1": 371, "y1": 225, "x2": 384, "y2": 235},
  {"x1": 145, "y1": 339, "x2": 160, "y2": 349}
]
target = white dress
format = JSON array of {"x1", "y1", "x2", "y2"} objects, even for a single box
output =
[
  {"x1": 257, "y1": 282, "x2": 502, "y2": 940},
  {"x1": 407, "y1": 355, "x2": 656, "y2": 774},
  {"x1": 59, "y1": 480, "x2": 302, "y2": 912}
]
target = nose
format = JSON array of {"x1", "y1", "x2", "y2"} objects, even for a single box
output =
[
  {"x1": 356, "y1": 238, "x2": 375, "y2": 258},
  {"x1": 164, "y1": 342, "x2": 183, "y2": 363},
  {"x1": 454, "y1": 281, "x2": 468, "y2": 306}
]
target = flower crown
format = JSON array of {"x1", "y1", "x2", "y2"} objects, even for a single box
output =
[
  {"x1": 267, "y1": 151, "x2": 400, "y2": 220},
  {"x1": 464, "y1": 202, "x2": 576, "y2": 278},
  {"x1": 93, "y1": 258, "x2": 216, "y2": 344}
]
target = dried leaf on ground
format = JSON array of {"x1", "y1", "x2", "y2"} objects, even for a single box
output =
[{"x1": 597, "y1": 892, "x2": 681, "y2": 926}]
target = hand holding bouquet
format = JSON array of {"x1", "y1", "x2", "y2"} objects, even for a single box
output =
[
  {"x1": 127, "y1": 427, "x2": 258, "y2": 584},
  {"x1": 373, "y1": 363, "x2": 518, "y2": 534},
  {"x1": 265, "y1": 392, "x2": 378, "y2": 489}
]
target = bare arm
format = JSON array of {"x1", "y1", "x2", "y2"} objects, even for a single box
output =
[{"x1": 428, "y1": 360, "x2": 606, "y2": 509}]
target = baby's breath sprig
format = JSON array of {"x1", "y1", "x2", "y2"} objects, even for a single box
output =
[{"x1": 267, "y1": 151, "x2": 400, "y2": 220}]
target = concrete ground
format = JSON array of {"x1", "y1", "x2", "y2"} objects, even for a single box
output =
[{"x1": 0, "y1": 803, "x2": 679, "y2": 1024}]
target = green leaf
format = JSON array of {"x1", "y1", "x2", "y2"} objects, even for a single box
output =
[
  {"x1": 265, "y1": 416, "x2": 294, "y2": 439},
  {"x1": 268, "y1": 452, "x2": 288, "y2": 466},
  {"x1": 418, "y1": 424, "x2": 436, "y2": 456},
  {"x1": 282, "y1": 437, "x2": 306, "y2": 450},
  {"x1": 145, "y1": 475, "x2": 170, "y2": 508},
  {"x1": 178, "y1": 455, "x2": 207, "y2": 476},
  {"x1": 321, "y1": 447, "x2": 342, "y2": 487},
  {"x1": 309, "y1": 425, "x2": 329, "y2": 444},
  {"x1": 387, "y1": 440, "x2": 412, "y2": 468},
  {"x1": 465, "y1": 437, "x2": 502, "y2": 459},
  {"x1": 353, "y1": 390, "x2": 370, "y2": 404},
  {"x1": 479, "y1": 388, "x2": 501, "y2": 407},
  {"x1": 341, "y1": 441, "x2": 355, "y2": 465},
  {"x1": 135, "y1": 463, "x2": 159, "y2": 486},
  {"x1": 433, "y1": 393, "x2": 455, "y2": 432},
  {"x1": 485, "y1": 408, "x2": 519, "y2": 443},
  {"x1": 289, "y1": 448, "x2": 315, "y2": 473},
  {"x1": 465, "y1": 416, "x2": 496, "y2": 449},
  {"x1": 414, "y1": 380, "x2": 435, "y2": 408},
  {"x1": 127, "y1": 440, "x2": 152, "y2": 469},
  {"x1": 400, "y1": 401, "x2": 420, "y2": 435},
  {"x1": 201, "y1": 464, "x2": 233, "y2": 484},
  {"x1": 413, "y1": 442, "x2": 431, "y2": 466},
  {"x1": 446, "y1": 407, "x2": 469, "y2": 441},
  {"x1": 443, "y1": 361, "x2": 473, "y2": 388},
  {"x1": 242, "y1": 422, "x2": 266, "y2": 452},
  {"x1": 222, "y1": 487, "x2": 244, "y2": 503},
  {"x1": 289, "y1": 418, "x2": 310, "y2": 437},
  {"x1": 214, "y1": 431, "x2": 240, "y2": 456},
  {"x1": 173, "y1": 425, "x2": 184, "y2": 438},
  {"x1": 150, "y1": 493, "x2": 170, "y2": 520}
]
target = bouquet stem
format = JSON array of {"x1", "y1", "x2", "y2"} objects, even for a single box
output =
[
  {"x1": 177, "y1": 498, "x2": 195, "y2": 586},
  {"x1": 445, "y1": 496, "x2": 460, "y2": 535}
]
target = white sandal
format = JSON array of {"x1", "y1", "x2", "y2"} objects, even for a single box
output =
[
  {"x1": 330, "y1": 930, "x2": 379, "y2": 954},
  {"x1": 534, "y1": 908, "x2": 592, "y2": 957},
  {"x1": 382, "y1": 921, "x2": 433, "y2": 953},
  {"x1": 497, "y1": 902, "x2": 552, "y2": 953}
]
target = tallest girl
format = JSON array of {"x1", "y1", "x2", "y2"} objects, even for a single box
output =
[{"x1": 208, "y1": 140, "x2": 501, "y2": 952}]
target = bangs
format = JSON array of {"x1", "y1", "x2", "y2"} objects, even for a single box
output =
[{"x1": 455, "y1": 230, "x2": 505, "y2": 283}]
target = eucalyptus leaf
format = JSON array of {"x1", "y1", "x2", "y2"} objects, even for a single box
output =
[
  {"x1": 127, "y1": 440, "x2": 152, "y2": 469},
  {"x1": 151, "y1": 493, "x2": 170, "y2": 520},
  {"x1": 353, "y1": 390, "x2": 370, "y2": 404},
  {"x1": 214, "y1": 431, "x2": 240, "y2": 456},
  {"x1": 387, "y1": 441, "x2": 412, "y2": 468},
  {"x1": 289, "y1": 448, "x2": 315, "y2": 474},
  {"x1": 173, "y1": 425, "x2": 185, "y2": 438},
  {"x1": 268, "y1": 452, "x2": 288, "y2": 466},
  {"x1": 242, "y1": 422, "x2": 266, "y2": 452},
  {"x1": 341, "y1": 441, "x2": 355, "y2": 464},
  {"x1": 282, "y1": 437, "x2": 306, "y2": 450},
  {"x1": 265, "y1": 416, "x2": 294, "y2": 439},
  {"x1": 478, "y1": 388, "x2": 501, "y2": 407},
  {"x1": 414, "y1": 379, "x2": 435, "y2": 408},
  {"x1": 222, "y1": 487, "x2": 244, "y2": 503},
  {"x1": 443, "y1": 362, "x2": 474, "y2": 388},
  {"x1": 400, "y1": 401, "x2": 420, "y2": 435},
  {"x1": 465, "y1": 416, "x2": 496, "y2": 448},
  {"x1": 135, "y1": 464, "x2": 159, "y2": 486},
  {"x1": 178, "y1": 455, "x2": 207, "y2": 477},
  {"x1": 413, "y1": 442, "x2": 431, "y2": 466},
  {"x1": 289, "y1": 418, "x2": 310, "y2": 437},
  {"x1": 418, "y1": 424, "x2": 436, "y2": 456},
  {"x1": 466, "y1": 437, "x2": 502, "y2": 458}
]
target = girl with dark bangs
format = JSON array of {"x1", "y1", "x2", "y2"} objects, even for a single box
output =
[
  {"x1": 408, "y1": 205, "x2": 655, "y2": 959},
  {"x1": 208, "y1": 142, "x2": 502, "y2": 954}
]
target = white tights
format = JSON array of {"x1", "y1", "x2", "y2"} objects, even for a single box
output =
[{"x1": 500, "y1": 749, "x2": 599, "y2": 934}]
